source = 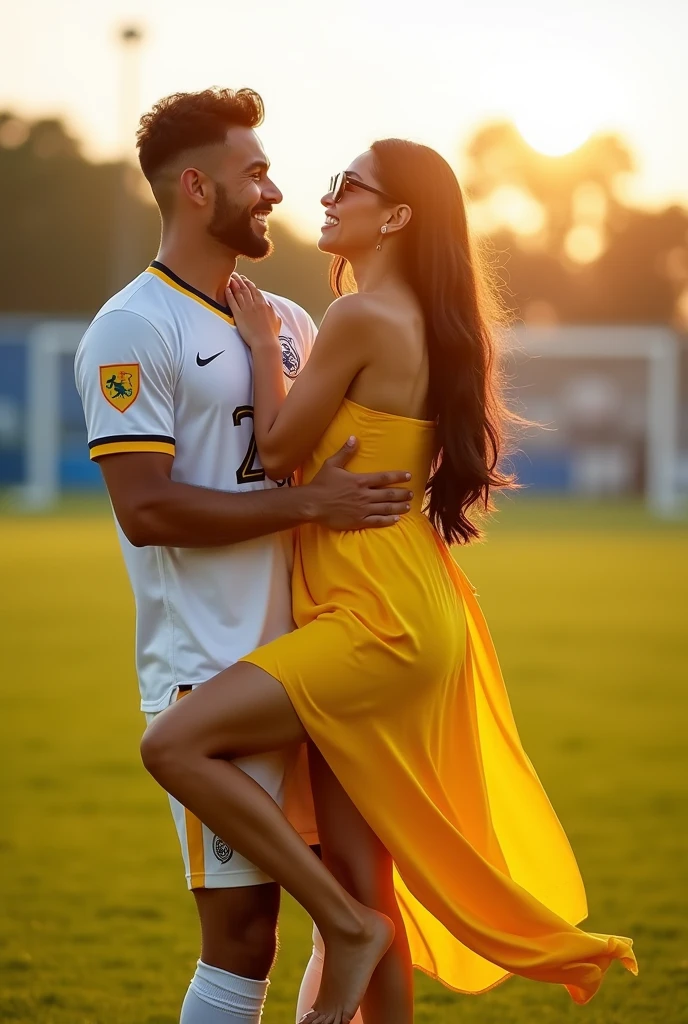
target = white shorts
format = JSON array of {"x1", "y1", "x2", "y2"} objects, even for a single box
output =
[{"x1": 145, "y1": 684, "x2": 293, "y2": 889}]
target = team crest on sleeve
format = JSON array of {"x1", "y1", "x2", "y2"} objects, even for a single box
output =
[
  {"x1": 279, "y1": 336, "x2": 300, "y2": 379},
  {"x1": 99, "y1": 364, "x2": 140, "y2": 413}
]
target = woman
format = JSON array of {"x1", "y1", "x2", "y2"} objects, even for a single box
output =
[{"x1": 142, "y1": 140, "x2": 636, "y2": 1024}]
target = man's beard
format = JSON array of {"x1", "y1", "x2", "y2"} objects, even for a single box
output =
[{"x1": 207, "y1": 182, "x2": 273, "y2": 260}]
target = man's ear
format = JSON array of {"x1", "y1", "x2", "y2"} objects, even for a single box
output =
[{"x1": 180, "y1": 167, "x2": 212, "y2": 208}]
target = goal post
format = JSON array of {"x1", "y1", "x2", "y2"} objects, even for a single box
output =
[
  {"x1": 23, "y1": 320, "x2": 88, "y2": 509},
  {"x1": 508, "y1": 325, "x2": 681, "y2": 516}
]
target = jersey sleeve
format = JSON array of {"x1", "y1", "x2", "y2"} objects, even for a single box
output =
[
  {"x1": 293, "y1": 306, "x2": 318, "y2": 362},
  {"x1": 268, "y1": 295, "x2": 318, "y2": 380},
  {"x1": 74, "y1": 309, "x2": 178, "y2": 461}
]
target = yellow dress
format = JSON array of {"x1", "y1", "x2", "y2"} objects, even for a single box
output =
[{"x1": 241, "y1": 397, "x2": 637, "y2": 1004}]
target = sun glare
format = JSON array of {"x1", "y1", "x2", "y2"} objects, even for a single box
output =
[
  {"x1": 515, "y1": 111, "x2": 592, "y2": 157},
  {"x1": 507, "y1": 59, "x2": 614, "y2": 158}
]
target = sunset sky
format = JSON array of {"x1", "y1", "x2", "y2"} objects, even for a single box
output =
[{"x1": 2, "y1": 0, "x2": 687, "y2": 238}]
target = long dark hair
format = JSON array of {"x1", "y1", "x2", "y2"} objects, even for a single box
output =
[{"x1": 330, "y1": 139, "x2": 517, "y2": 544}]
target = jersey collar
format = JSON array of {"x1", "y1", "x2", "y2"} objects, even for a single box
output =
[{"x1": 146, "y1": 261, "x2": 236, "y2": 326}]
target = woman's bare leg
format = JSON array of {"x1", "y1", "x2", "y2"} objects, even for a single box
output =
[
  {"x1": 140, "y1": 663, "x2": 393, "y2": 1024},
  {"x1": 309, "y1": 745, "x2": 414, "y2": 1024}
]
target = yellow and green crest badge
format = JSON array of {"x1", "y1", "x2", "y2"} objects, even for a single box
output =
[{"x1": 100, "y1": 363, "x2": 140, "y2": 413}]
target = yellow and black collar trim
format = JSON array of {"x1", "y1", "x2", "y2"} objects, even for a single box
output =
[
  {"x1": 89, "y1": 433, "x2": 176, "y2": 461},
  {"x1": 146, "y1": 261, "x2": 236, "y2": 326}
]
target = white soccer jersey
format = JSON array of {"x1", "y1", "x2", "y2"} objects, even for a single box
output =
[{"x1": 75, "y1": 261, "x2": 316, "y2": 712}]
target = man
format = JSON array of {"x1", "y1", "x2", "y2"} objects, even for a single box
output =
[{"x1": 74, "y1": 87, "x2": 411, "y2": 1024}]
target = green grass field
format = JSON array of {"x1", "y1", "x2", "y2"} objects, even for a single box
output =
[{"x1": 2, "y1": 500, "x2": 687, "y2": 1024}]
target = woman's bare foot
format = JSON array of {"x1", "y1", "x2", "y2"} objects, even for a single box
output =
[{"x1": 299, "y1": 907, "x2": 395, "y2": 1024}]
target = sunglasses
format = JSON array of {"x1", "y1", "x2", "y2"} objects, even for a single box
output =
[{"x1": 329, "y1": 171, "x2": 398, "y2": 205}]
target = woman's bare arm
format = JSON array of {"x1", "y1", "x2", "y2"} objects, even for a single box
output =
[{"x1": 227, "y1": 277, "x2": 374, "y2": 480}]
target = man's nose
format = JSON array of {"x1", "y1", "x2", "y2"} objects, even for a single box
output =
[{"x1": 264, "y1": 179, "x2": 283, "y2": 205}]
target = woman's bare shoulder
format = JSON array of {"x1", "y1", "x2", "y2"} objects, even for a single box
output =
[{"x1": 322, "y1": 292, "x2": 412, "y2": 336}]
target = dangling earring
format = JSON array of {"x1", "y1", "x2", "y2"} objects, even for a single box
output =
[{"x1": 376, "y1": 225, "x2": 388, "y2": 251}]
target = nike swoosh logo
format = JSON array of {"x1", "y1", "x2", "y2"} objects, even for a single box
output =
[{"x1": 196, "y1": 350, "x2": 225, "y2": 366}]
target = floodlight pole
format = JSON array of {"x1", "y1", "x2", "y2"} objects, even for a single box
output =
[{"x1": 110, "y1": 25, "x2": 145, "y2": 293}]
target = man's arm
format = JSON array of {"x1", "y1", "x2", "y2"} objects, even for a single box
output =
[{"x1": 100, "y1": 438, "x2": 413, "y2": 548}]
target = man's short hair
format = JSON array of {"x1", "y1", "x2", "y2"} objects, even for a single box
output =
[{"x1": 136, "y1": 87, "x2": 265, "y2": 184}]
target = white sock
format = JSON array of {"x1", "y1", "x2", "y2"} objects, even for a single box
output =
[
  {"x1": 180, "y1": 959, "x2": 269, "y2": 1023},
  {"x1": 296, "y1": 927, "x2": 363, "y2": 1024}
]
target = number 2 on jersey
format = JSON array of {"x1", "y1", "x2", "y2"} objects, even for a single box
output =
[{"x1": 232, "y1": 406, "x2": 290, "y2": 487}]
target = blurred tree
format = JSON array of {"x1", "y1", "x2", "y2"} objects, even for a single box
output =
[
  {"x1": 464, "y1": 121, "x2": 688, "y2": 327},
  {"x1": 0, "y1": 112, "x2": 332, "y2": 320},
  {"x1": 0, "y1": 112, "x2": 155, "y2": 314},
  {"x1": 2, "y1": 111, "x2": 687, "y2": 326}
]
